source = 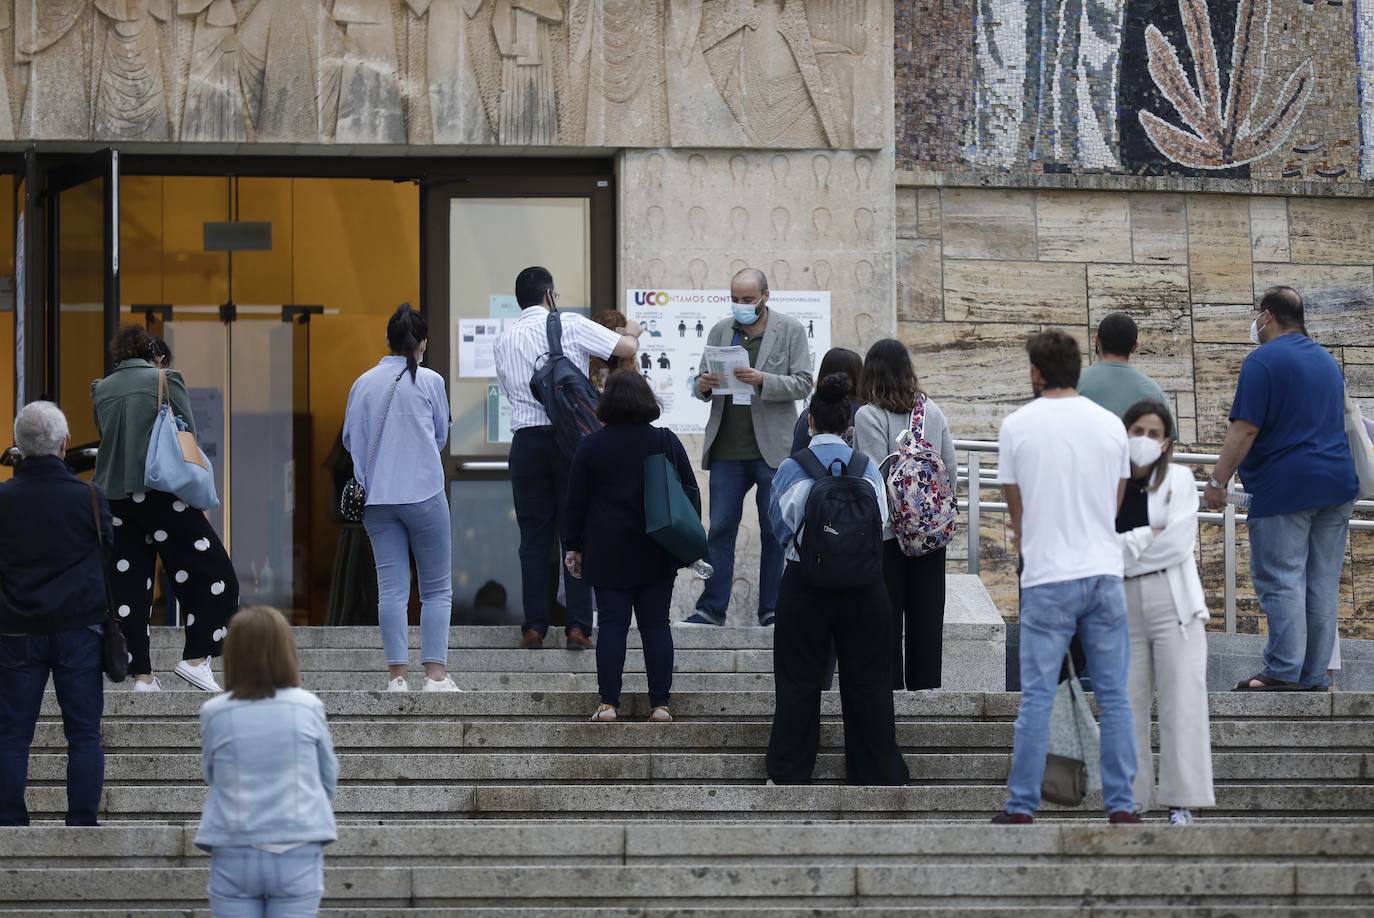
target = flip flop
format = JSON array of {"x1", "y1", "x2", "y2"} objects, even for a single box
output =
[{"x1": 1233, "y1": 673, "x2": 1303, "y2": 692}]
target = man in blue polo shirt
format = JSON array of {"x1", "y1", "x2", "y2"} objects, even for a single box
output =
[{"x1": 1203, "y1": 286, "x2": 1358, "y2": 691}]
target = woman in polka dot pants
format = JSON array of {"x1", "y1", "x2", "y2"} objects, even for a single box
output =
[{"x1": 93, "y1": 325, "x2": 241, "y2": 692}]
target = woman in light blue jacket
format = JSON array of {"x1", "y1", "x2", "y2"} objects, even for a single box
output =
[{"x1": 196, "y1": 606, "x2": 337, "y2": 917}]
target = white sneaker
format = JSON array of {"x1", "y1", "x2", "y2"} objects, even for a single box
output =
[
  {"x1": 174, "y1": 659, "x2": 221, "y2": 693},
  {"x1": 1168, "y1": 808, "x2": 1194, "y2": 826},
  {"x1": 422, "y1": 675, "x2": 462, "y2": 692},
  {"x1": 132, "y1": 677, "x2": 162, "y2": 693},
  {"x1": 386, "y1": 676, "x2": 410, "y2": 692}
]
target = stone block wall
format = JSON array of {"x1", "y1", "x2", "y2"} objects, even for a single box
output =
[{"x1": 897, "y1": 180, "x2": 1374, "y2": 638}]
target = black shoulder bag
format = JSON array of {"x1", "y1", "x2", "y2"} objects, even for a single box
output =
[{"x1": 87, "y1": 484, "x2": 129, "y2": 683}]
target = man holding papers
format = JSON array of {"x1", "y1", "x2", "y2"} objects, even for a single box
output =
[{"x1": 682, "y1": 268, "x2": 814, "y2": 627}]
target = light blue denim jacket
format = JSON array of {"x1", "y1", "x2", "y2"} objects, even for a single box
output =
[{"x1": 194, "y1": 687, "x2": 338, "y2": 851}]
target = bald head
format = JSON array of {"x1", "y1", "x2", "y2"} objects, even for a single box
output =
[{"x1": 732, "y1": 268, "x2": 768, "y2": 296}]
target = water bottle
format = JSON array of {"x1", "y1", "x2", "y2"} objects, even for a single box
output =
[
  {"x1": 690, "y1": 559, "x2": 714, "y2": 579},
  {"x1": 1224, "y1": 490, "x2": 1251, "y2": 510}
]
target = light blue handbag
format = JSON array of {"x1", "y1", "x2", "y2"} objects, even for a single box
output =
[{"x1": 144, "y1": 370, "x2": 219, "y2": 510}]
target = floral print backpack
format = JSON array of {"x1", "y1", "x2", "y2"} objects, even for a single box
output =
[{"x1": 880, "y1": 395, "x2": 957, "y2": 558}]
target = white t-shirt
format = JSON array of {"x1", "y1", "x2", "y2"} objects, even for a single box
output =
[{"x1": 997, "y1": 395, "x2": 1130, "y2": 589}]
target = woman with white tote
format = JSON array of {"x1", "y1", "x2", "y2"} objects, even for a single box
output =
[{"x1": 1116, "y1": 400, "x2": 1215, "y2": 826}]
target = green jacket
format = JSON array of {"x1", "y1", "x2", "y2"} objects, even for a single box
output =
[{"x1": 92, "y1": 360, "x2": 197, "y2": 500}]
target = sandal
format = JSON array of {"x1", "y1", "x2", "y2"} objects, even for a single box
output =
[
  {"x1": 589, "y1": 704, "x2": 618, "y2": 722},
  {"x1": 1233, "y1": 673, "x2": 1303, "y2": 692},
  {"x1": 648, "y1": 706, "x2": 672, "y2": 723}
]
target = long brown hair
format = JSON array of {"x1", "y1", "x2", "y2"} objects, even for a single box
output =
[
  {"x1": 859, "y1": 338, "x2": 922, "y2": 413},
  {"x1": 1123, "y1": 400, "x2": 1175, "y2": 492},
  {"x1": 222, "y1": 606, "x2": 301, "y2": 701}
]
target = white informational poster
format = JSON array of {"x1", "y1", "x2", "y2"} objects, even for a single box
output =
[
  {"x1": 456, "y1": 318, "x2": 509, "y2": 378},
  {"x1": 625, "y1": 289, "x2": 831, "y2": 434}
]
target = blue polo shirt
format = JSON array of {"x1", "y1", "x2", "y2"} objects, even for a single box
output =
[{"x1": 1231, "y1": 333, "x2": 1357, "y2": 518}]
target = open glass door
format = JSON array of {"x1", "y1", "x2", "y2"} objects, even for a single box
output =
[{"x1": 45, "y1": 149, "x2": 120, "y2": 458}]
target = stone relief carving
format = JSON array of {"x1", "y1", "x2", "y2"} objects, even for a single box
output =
[{"x1": 0, "y1": 0, "x2": 885, "y2": 146}]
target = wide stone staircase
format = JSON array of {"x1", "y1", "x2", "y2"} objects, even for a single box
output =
[{"x1": 4, "y1": 622, "x2": 1374, "y2": 916}]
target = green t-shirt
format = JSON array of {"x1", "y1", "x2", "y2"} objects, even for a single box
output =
[
  {"x1": 1077, "y1": 361, "x2": 1176, "y2": 437},
  {"x1": 710, "y1": 327, "x2": 764, "y2": 461}
]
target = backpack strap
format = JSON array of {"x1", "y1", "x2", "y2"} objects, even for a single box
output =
[
  {"x1": 846, "y1": 450, "x2": 870, "y2": 479},
  {"x1": 910, "y1": 395, "x2": 927, "y2": 440},
  {"x1": 545, "y1": 310, "x2": 565, "y2": 359},
  {"x1": 791, "y1": 448, "x2": 828, "y2": 481}
]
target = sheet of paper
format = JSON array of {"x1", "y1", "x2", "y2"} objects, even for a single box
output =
[
  {"x1": 457, "y1": 319, "x2": 505, "y2": 378},
  {"x1": 485, "y1": 384, "x2": 513, "y2": 443},
  {"x1": 703, "y1": 344, "x2": 754, "y2": 403}
]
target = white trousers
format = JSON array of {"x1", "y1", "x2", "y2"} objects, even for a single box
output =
[{"x1": 1126, "y1": 572, "x2": 1216, "y2": 810}]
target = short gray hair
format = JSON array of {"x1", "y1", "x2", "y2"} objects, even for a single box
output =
[
  {"x1": 732, "y1": 267, "x2": 769, "y2": 294},
  {"x1": 14, "y1": 401, "x2": 70, "y2": 458}
]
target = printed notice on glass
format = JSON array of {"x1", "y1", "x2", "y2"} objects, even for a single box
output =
[
  {"x1": 702, "y1": 345, "x2": 753, "y2": 404},
  {"x1": 457, "y1": 319, "x2": 506, "y2": 378},
  {"x1": 485, "y1": 384, "x2": 513, "y2": 443}
]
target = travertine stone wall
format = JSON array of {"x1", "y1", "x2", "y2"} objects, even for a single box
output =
[
  {"x1": 897, "y1": 181, "x2": 1374, "y2": 636},
  {"x1": 623, "y1": 147, "x2": 898, "y2": 619}
]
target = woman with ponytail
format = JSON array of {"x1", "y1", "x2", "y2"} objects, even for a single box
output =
[{"x1": 342, "y1": 305, "x2": 458, "y2": 691}]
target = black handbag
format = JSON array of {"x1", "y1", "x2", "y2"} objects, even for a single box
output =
[
  {"x1": 341, "y1": 372, "x2": 402, "y2": 523},
  {"x1": 87, "y1": 484, "x2": 128, "y2": 683}
]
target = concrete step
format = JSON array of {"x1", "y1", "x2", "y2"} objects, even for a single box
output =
[
  {"x1": 5, "y1": 822, "x2": 1371, "y2": 866},
  {"x1": 144, "y1": 648, "x2": 774, "y2": 674},
  {"x1": 4, "y1": 910, "x2": 1372, "y2": 918},
  {"x1": 3, "y1": 858, "x2": 1372, "y2": 910},
  {"x1": 147, "y1": 625, "x2": 778, "y2": 650},
  {"x1": 28, "y1": 718, "x2": 1372, "y2": 754},
  {"x1": 47, "y1": 691, "x2": 1374, "y2": 722},
  {"x1": 24, "y1": 751, "x2": 1368, "y2": 786},
  {"x1": 19, "y1": 783, "x2": 1374, "y2": 821}
]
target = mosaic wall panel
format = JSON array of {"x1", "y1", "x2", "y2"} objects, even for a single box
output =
[
  {"x1": 896, "y1": 183, "x2": 1374, "y2": 636},
  {"x1": 896, "y1": 0, "x2": 1374, "y2": 182},
  {"x1": 0, "y1": 0, "x2": 889, "y2": 149}
]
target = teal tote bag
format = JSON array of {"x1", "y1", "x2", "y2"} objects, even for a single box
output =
[{"x1": 643, "y1": 429, "x2": 707, "y2": 564}]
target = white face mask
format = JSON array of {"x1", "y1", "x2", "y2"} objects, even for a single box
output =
[
  {"x1": 1128, "y1": 435, "x2": 1163, "y2": 468},
  {"x1": 1249, "y1": 311, "x2": 1269, "y2": 345}
]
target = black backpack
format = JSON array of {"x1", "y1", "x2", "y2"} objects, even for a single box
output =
[
  {"x1": 529, "y1": 310, "x2": 604, "y2": 460},
  {"x1": 791, "y1": 448, "x2": 883, "y2": 590}
]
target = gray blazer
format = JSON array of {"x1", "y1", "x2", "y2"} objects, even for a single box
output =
[{"x1": 695, "y1": 309, "x2": 813, "y2": 470}]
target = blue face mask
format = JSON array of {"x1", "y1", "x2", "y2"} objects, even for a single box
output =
[{"x1": 732, "y1": 304, "x2": 760, "y2": 326}]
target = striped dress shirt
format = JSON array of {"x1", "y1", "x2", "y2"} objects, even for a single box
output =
[{"x1": 493, "y1": 306, "x2": 623, "y2": 431}]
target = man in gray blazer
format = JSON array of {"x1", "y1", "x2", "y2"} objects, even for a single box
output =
[{"x1": 682, "y1": 268, "x2": 814, "y2": 626}]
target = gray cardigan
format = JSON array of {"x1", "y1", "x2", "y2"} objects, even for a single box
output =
[
  {"x1": 853, "y1": 399, "x2": 958, "y2": 541},
  {"x1": 695, "y1": 309, "x2": 813, "y2": 469}
]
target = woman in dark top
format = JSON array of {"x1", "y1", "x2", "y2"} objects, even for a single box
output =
[
  {"x1": 790, "y1": 347, "x2": 863, "y2": 454},
  {"x1": 564, "y1": 372, "x2": 700, "y2": 723}
]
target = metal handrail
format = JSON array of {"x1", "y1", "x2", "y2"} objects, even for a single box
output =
[{"x1": 952, "y1": 439, "x2": 1372, "y2": 633}]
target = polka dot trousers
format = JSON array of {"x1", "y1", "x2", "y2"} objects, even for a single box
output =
[{"x1": 106, "y1": 489, "x2": 240, "y2": 675}]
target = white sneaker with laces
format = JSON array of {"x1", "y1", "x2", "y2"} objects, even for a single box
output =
[
  {"x1": 422, "y1": 675, "x2": 462, "y2": 692},
  {"x1": 174, "y1": 659, "x2": 221, "y2": 693},
  {"x1": 386, "y1": 676, "x2": 410, "y2": 692},
  {"x1": 1168, "y1": 808, "x2": 1194, "y2": 826},
  {"x1": 132, "y1": 677, "x2": 162, "y2": 693}
]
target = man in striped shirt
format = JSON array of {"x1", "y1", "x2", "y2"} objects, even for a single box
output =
[{"x1": 493, "y1": 266, "x2": 643, "y2": 650}]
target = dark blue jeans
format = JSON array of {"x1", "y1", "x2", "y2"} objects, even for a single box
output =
[
  {"x1": 594, "y1": 577, "x2": 675, "y2": 707},
  {"x1": 510, "y1": 427, "x2": 592, "y2": 636},
  {"x1": 695, "y1": 459, "x2": 783, "y2": 624},
  {"x1": 0, "y1": 625, "x2": 105, "y2": 826}
]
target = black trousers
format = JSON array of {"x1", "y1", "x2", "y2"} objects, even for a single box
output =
[
  {"x1": 885, "y1": 541, "x2": 947, "y2": 690},
  {"x1": 509, "y1": 427, "x2": 592, "y2": 635},
  {"x1": 107, "y1": 489, "x2": 239, "y2": 675},
  {"x1": 766, "y1": 564, "x2": 910, "y2": 786}
]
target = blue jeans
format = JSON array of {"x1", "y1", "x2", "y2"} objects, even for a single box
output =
[
  {"x1": 1248, "y1": 501, "x2": 1355, "y2": 689},
  {"x1": 509, "y1": 427, "x2": 592, "y2": 635},
  {"x1": 209, "y1": 843, "x2": 324, "y2": 917},
  {"x1": 0, "y1": 625, "x2": 104, "y2": 826},
  {"x1": 594, "y1": 578, "x2": 675, "y2": 707},
  {"x1": 1006, "y1": 575, "x2": 1136, "y2": 816},
  {"x1": 363, "y1": 492, "x2": 453, "y2": 668},
  {"x1": 695, "y1": 459, "x2": 783, "y2": 624}
]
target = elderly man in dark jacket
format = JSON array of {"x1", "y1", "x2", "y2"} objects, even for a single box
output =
[{"x1": 0, "y1": 401, "x2": 112, "y2": 826}]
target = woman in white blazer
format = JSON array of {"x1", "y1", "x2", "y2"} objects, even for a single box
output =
[{"x1": 1116, "y1": 401, "x2": 1215, "y2": 826}]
